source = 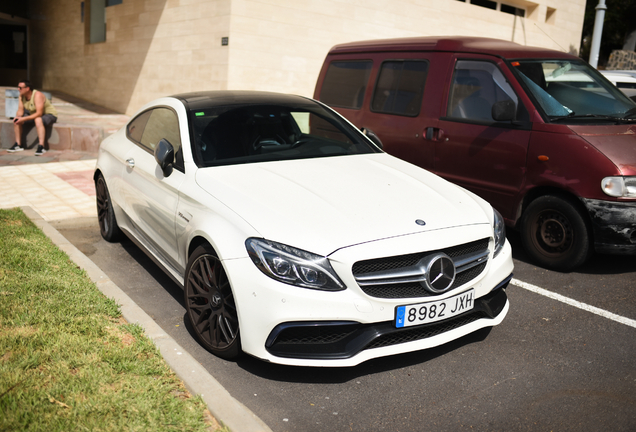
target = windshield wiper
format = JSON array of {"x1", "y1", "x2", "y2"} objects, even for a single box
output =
[
  {"x1": 549, "y1": 113, "x2": 624, "y2": 123},
  {"x1": 621, "y1": 106, "x2": 636, "y2": 119}
]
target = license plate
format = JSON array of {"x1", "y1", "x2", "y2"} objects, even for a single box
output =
[{"x1": 395, "y1": 289, "x2": 475, "y2": 328}]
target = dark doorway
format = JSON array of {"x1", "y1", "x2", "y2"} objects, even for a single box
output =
[{"x1": 0, "y1": 22, "x2": 28, "y2": 86}]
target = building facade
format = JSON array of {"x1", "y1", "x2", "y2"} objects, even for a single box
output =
[{"x1": 2, "y1": 0, "x2": 586, "y2": 115}]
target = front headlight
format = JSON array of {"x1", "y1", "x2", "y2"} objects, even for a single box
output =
[
  {"x1": 601, "y1": 176, "x2": 636, "y2": 198},
  {"x1": 493, "y1": 209, "x2": 506, "y2": 258},
  {"x1": 245, "y1": 238, "x2": 346, "y2": 291}
]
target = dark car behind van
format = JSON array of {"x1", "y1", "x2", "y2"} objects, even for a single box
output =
[{"x1": 314, "y1": 36, "x2": 636, "y2": 271}]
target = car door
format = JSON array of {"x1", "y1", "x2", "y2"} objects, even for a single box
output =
[
  {"x1": 432, "y1": 56, "x2": 532, "y2": 221},
  {"x1": 120, "y1": 107, "x2": 185, "y2": 270}
]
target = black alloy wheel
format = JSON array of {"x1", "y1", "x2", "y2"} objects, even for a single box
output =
[
  {"x1": 520, "y1": 195, "x2": 592, "y2": 271},
  {"x1": 185, "y1": 245, "x2": 241, "y2": 359},
  {"x1": 95, "y1": 174, "x2": 122, "y2": 242}
]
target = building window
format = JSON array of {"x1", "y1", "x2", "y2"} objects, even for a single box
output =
[
  {"x1": 471, "y1": 0, "x2": 497, "y2": 10},
  {"x1": 501, "y1": 3, "x2": 525, "y2": 17},
  {"x1": 459, "y1": 0, "x2": 528, "y2": 18}
]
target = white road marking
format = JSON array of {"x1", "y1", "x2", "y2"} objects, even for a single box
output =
[{"x1": 511, "y1": 278, "x2": 636, "y2": 329}]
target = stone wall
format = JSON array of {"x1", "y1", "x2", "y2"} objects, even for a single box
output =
[{"x1": 606, "y1": 50, "x2": 636, "y2": 70}]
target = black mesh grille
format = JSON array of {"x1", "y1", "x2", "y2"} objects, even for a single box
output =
[
  {"x1": 365, "y1": 311, "x2": 488, "y2": 350},
  {"x1": 274, "y1": 326, "x2": 358, "y2": 345},
  {"x1": 352, "y1": 238, "x2": 489, "y2": 299}
]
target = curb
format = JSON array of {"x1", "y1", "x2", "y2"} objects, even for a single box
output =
[{"x1": 22, "y1": 206, "x2": 272, "y2": 432}]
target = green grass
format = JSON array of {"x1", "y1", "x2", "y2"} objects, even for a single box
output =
[{"x1": 0, "y1": 208, "x2": 226, "y2": 432}]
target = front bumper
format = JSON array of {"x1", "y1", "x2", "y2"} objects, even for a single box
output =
[
  {"x1": 265, "y1": 275, "x2": 510, "y2": 360},
  {"x1": 223, "y1": 225, "x2": 514, "y2": 366},
  {"x1": 581, "y1": 199, "x2": 636, "y2": 255}
]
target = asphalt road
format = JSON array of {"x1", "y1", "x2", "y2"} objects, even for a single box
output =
[{"x1": 57, "y1": 220, "x2": 636, "y2": 432}]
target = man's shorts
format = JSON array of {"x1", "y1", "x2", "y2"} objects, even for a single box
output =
[{"x1": 23, "y1": 110, "x2": 58, "y2": 126}]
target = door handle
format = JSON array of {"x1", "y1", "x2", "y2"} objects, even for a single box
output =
[
  {"x1": 126, "y1": 158, "x2": 135, "y2": 168},
  {"x1": 424, "y1": 127, "x2": 447, "y2": 142}
]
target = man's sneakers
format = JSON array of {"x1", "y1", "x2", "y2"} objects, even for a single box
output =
[
  {"x1": 7, "y1": 143, "x2": 24, "y2": 152},
  {"x1": 6, "y1": 143, "x2": 47, "y2": 155}
]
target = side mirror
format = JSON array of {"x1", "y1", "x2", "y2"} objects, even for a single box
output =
[
  {"x1": 491, "y1": 100, "x2": 516, "y2": 122},
  {"x1": 361, "y1": 127, "x2": 383, "y2": 149},
  {"x1": 154, "y1": 138, "x2": 175, "y2": 177}
]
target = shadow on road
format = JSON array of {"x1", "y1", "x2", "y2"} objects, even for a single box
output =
[{"x1": 234, "y1": 326, "x2": 493, "y2": 384}]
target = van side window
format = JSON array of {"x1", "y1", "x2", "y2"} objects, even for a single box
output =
[
  {"x1": 447, "y1": 60, "x2": 519, "y2": 122},
  {"x1": 320, "y1": 61, "x2": 373, "y2": 109},
  {"x1": 371, "y1": 60, "x2": 428, "y2": 116}
]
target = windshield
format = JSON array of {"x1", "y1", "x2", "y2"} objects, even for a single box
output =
[
  {"x1": 512, "y1": 59, "x2": 636, "y2": 121},
  {"x1": 188, "y1": 102, "x2": 380, "y2": 167}
]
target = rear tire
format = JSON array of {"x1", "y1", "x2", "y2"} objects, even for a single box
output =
[
  {"x1": 185, "y1": 245, "x2": 241, "y2": 360},
  {"x1": 95, "y1": 174, "x2": 122, "y2": 242},
  {"x1": 520, "y1": 195, "x2": 592, "y2": 271}
]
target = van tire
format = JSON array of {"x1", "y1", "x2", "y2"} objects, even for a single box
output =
[{"x1": 520, "y1": 195, "x2": 592, "y2": 271}]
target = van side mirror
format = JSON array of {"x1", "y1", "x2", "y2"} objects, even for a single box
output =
[
  {"x1": 361, "y1": 127, "x2": 383, "y2": 149},
  {"x1": 155, "y1": 138, "x2": 175, "y2": 177},
  {"x1": 491, "y1": 100, "x2": 516, "y2": 122}
]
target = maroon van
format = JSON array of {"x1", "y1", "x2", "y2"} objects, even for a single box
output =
[{"x1": 315, "y1": 37, "x2": 636, "y2": 271}]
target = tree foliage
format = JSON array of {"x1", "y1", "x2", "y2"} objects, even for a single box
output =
[{"x1": 579, "y1": 0, "x2": 636, "y2": 67}]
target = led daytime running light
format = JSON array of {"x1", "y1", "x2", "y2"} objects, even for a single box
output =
[{"x1": 246, "y1": 238, "x2": 345, "y2": 291}]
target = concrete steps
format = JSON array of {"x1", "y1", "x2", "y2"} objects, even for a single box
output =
[{"x1": 0, "y1": 87, "x2": 129, "y2": 156}]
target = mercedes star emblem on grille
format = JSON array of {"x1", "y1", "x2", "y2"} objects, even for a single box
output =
[{"x1": 419, "y1": 253, "x2": 456, "y2": 294}]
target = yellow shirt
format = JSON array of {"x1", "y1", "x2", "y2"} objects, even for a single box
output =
[{"x1": 22, "y1": 90, "x2": 58, "y2": 117}]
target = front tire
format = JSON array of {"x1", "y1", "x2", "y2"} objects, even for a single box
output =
[
  {"x1": 185, "y1": 245, "x2": 241, "y2": 360},
  {"x1": 95, "y1": 174, "x2": 122, "y2": 242},
  {"x1": 520, "y1": 195, "x2": 592, "y2": 271}
]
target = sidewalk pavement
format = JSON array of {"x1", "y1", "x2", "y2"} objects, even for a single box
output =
[
  {"x1": 0, "y1": 93, "x2": 272, "y2": 432},
  {"x1": 0, "y1": 160, "x2": 97, "y2": 221}
]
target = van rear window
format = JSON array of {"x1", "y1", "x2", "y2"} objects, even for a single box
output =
[
  {"x1": 320, "y1": 61, "x2": 373, "y2": 109},
  {"x1": 371, "y1": 60, "x2": 428, "y2": 117}
]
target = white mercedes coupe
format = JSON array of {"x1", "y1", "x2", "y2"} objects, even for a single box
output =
[{"x1": 94, "y1": 91, "x2": 513, "y2": 367}]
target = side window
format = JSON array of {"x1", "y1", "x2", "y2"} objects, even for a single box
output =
[
  {"x1": 371, "y1": 60, "x2": 428, "y2": 116},
  {"x1": 320, "y1": 60, "x2": 373, "y2": 109},
  {"x1": 140, "y1": 108, "x2": 182, "y2": 153},
  {"x1": 127, "y1": 110, "x2": 152, "y2": 143},
  {"x1": 447, "y1": 60, "x2": 519, "y2": 122}
]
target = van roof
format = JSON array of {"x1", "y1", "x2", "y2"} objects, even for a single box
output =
[{"x1": 328, "y1": 36, "x2": 578, "y2": 60}]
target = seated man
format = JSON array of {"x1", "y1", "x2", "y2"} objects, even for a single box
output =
[{"x1": 8, "y1": 80, "x2": 58, "y2": 156}]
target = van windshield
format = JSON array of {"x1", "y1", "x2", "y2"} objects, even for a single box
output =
[{"x1": 512, "y1": 59, "x2": 636, "y2": 122}]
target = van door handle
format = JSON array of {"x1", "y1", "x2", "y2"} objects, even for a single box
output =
[{"x1": 424, "y1": 127, "x2": 446, "y2": 141}]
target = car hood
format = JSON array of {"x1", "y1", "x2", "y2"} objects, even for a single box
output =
[
  {"x1": 195, "y1": 154, "x2": 491, "y2": 256},
  {"x1": 570, "y1": 124, "x2": 636, "y2": 175}
]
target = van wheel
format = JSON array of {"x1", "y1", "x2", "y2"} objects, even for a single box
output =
[
  {"x1": 520, "y1": 195, "x2": 592, "y2": 271},
  {"x1": 185, "y1": 245, "x2": 241, "y2": 360}
]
